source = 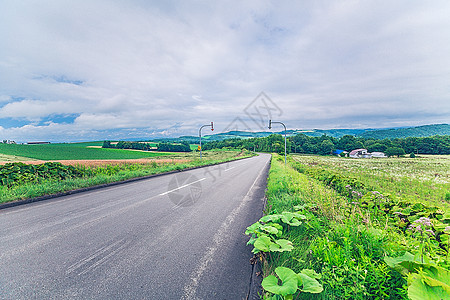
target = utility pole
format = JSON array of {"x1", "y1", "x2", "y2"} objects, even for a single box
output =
[
  {"x1": 269, "y1": 120, "x2": 287, "y2": 166},
  {"x1": 199, "y1": 122, "x2": 214, "y2": 159}
]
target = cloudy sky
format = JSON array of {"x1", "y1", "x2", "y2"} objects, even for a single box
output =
[{"x1": 1, "y1": 0, "x2": 450, "y2": 142}]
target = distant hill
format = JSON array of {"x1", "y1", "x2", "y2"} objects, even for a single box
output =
[
  {"x1": 149, "y1": 124, "x2": 449, "y2": 143},
  {"x1": 360, "y1": 124, "x2": 450, "y2": 139}
]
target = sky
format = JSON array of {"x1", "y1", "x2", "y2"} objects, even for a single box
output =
[{"x1": 1, "y1": 0, "x2": 450, "y2": 142}]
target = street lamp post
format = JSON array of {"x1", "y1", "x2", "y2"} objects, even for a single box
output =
[
  {"x1": 199, "y1": 122, "x2": 214, "y2": 159},
  {"x1": 269, "y1": 120, "x2": 287, "y2": 165}
]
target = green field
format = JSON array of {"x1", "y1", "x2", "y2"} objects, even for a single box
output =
[
  {"x1": 0, "y1": 149, "x2": 253, "y2": 203},
  {"x1": 291, "y1": 154, "x2": 450, "y2": 206},
  {"x1": 247, "y1": 154, "x2": 450, "y2": 299},
  {"x1": 0, "y1": 143, "x2": 173, "y2": 160}
]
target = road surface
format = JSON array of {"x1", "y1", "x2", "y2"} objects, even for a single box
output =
[{"x1": 0, "y1": 154, "x2": 270, "y2": 299}]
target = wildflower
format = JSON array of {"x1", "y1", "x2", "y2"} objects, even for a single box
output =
[
  {"x1": 351, "y1": 201, "x2": 359, "y2": 205},
  {"x1": 445, "y1": 226, "x2": 450, "y2": 233},
  {"x1": 393, "y1": 212, "x2": 403, "y2": 216},
  {"x1": 408, "y1": 223, "x2": 423, "y2": 232},
  {"x1": 414, "y1": 217, "x2": 432, "y2": 227},
  {"x1": 425, "y1": 229, "x2": 435, "y2": 236}
]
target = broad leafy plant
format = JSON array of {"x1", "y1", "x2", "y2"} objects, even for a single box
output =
[
  {"x1": 246, "y1": 209, "x2": 323, "y2": 298},
  {"x1": 385, "y1": 252, "x2": 450, "y2": 300}
]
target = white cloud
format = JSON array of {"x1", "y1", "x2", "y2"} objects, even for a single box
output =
[
  {"x1": 0, "y1": 0, "x2": 449, "y2": 141},
  {"x1": 0, "y1": 99, "x2": 79, "y2": 119}
]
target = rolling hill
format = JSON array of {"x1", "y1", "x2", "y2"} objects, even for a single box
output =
[{"x1": 158, "y1": 124, "x2": 449, "y2": 143}]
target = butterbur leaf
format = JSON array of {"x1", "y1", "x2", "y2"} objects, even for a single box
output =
[
  {"x1": 273, "y1": 239, "x2": 294, "y2": 252},
  {"x1": 280, "y1": 212, "x2": 302, "y2": 226},
  {"x1": 408, "y1": 273, "x2": 449, "y2": 300},
  {"x1": 262, "y1": 267, "x2": 298, "y2": 296},
  {"x1": 419, "y1": 266, "x2": 450, "y2": 294},
  {"x1": 284, "y1": 218, "x2": 302, "y2": 226},
  {"x1": 267, "y1": 223, "x2": 284, "y2": 237},
  {"x1": 269, "y1": 243, "x2": 282, "y2": 252},
  {"x1": 260, "y1": 214, "x2": 282, "y2": 223},
  {"x1": 384, "y1": 252, "x2": 434, "y2": 274},
  {"x1": 300, "y1": 269, "x2": 322, "y2": 279},
  {"x1": 254, "y1": 236, "x2": 273, "y2": 252},
  {"x1": 293, "y1": 204, "x2": 306, "y2": 211},
  {"x1": 292, "y1": 212, "x2": 307, "y2": 220},
  {"x1": 297, "y1": 273, "x2": 323, "y2": 294},
  {"x1": 247, "y1": 236, "x2": 257, "y2": 246},
  {"x1": 245, "y1": 222, "x2": 262, "y2": 235},
  {"x1": 261, "y1": 225, "x2": 279, "y2": 235}
]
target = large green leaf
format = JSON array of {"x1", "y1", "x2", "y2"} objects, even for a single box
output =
[
  {"x1": 408, "y1": 273, "x2": 449, "y2": 300},
  {"x1": 260, "y1": 214, "x2": 282, "y2": 223},
  {"x1": 245, "y1": 222, "x2": 262, "y2": 235},
  {"x1": 246, "y1": 236, "x2": 257, "y2": 246},
  {"x1": 280, "y1": 212, "x2": 302, "y2": 226},
  {"x1": 419, "y1": 266, "x2": 450, "y2": 294},
  {"x1": 298, "y1": 273, "x2": 323, "y2": 294},
  {"x1": 384, "y1": 252, "x2": 435, "y2": 274},
  {"x1": 384, "y1": 252, "x2": 415, "y2": 268},
  {"x1": 262, "y1": 225, "x2": 280, "y2": 235},
  {"x1": 253, "y1": 235, "x2": 273, "y2": 252},
  {"x1": 272, "y1": 239, "x2": 294, "y2": 252},
  {"x1": 300, "y1": 269, "x2": 322, "y2": 279},
  {"x1": 262, "y1": 267, "x2": 298, "y2": 296}
]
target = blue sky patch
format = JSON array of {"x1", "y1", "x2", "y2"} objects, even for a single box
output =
[{"x1": 0, "y1": 114, "x2": 79, "y2": 128}]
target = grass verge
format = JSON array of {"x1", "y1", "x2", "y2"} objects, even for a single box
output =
[
  {"x1": 0, "y1": 150, "x2": 254, "y2": 204},
  {"x1": 246, "y1": 154, "x2": 450, "y2": 299}
]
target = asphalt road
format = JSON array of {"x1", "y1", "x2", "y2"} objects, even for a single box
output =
[{"x1": 0, "y1": 153, "x2": 270, "y2": 299}]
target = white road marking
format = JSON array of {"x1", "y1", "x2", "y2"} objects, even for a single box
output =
[{"x1": 159, "y1": 177, "x2": 206, "y2": 196}]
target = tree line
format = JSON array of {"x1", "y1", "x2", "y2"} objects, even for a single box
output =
[
  {"x1": 102, "y1": 141, "x2": 192, "y2": 152},
  {"x1": 201, "y1": 134, "x2": 450, "y2": 156}
]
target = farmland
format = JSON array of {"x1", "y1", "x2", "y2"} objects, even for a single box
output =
[
  {"x1": 0, "y1": 142, "x2": 173, "y2": 161},
  {"x1": 247, "y1": 154, "x2": 450, "y2": 299},
  {"x1": 0, "y1": 141, "x2": 253, "y2": 203},
  {"x1": 291, "y1": 154, "x2": 450, "y2": 206}
]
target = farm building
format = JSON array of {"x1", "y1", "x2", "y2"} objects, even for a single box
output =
[
  {"x1": 349, "y1": 149, "x2": 386, "y2": 158},
  {"x1": 349, "y1": 149, "x2": 370, "y2": 158},
  {"x1": 370, "y1": 152, "x2": 387, "y2": 158},
  {"x1": 27, "y1": 141, "x2": 51, "y2": 145}
]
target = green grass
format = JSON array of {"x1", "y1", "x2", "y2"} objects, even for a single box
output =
[
  {"x1": 0, "y1": 150, "x2": 255, "y2": 203},
  {"x1": 255, "y1": 154, "x2": 450, "y2": 299},
  {"x1": 0, "y1": 143, "x2": 173, "y2": 160},
  {"x1": 291, "y1": 154, "x2": 450, "y2": 207}
]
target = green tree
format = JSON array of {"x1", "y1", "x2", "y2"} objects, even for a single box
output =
[
  {"x1": 385, "y1": 147, "x2": 406, "y2": 157},
  {"x1": 319, "y1": 140, "x2": 335, "y2": 155}
]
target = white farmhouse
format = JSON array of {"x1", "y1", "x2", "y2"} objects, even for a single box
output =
[
  {"x1": 349, "y1": 149, "x2": 386, "y2": 158},
  {"x1": 349, "y1": 149, "x2": 370, "y2": 158}
]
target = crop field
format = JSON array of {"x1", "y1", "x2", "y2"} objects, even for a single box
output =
[
  {"x1": 0, "y1": 143, "x2": 173, "y2": 161},
  {"x1": 291, "y1": 154, "x2": 450, "y2": 206},
  {"x1": 0, "y1": 149, "x2": 253, "y2": 204},
  {"x1": 246, "y1": 154, "x2": 450, "y2": 299}
]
